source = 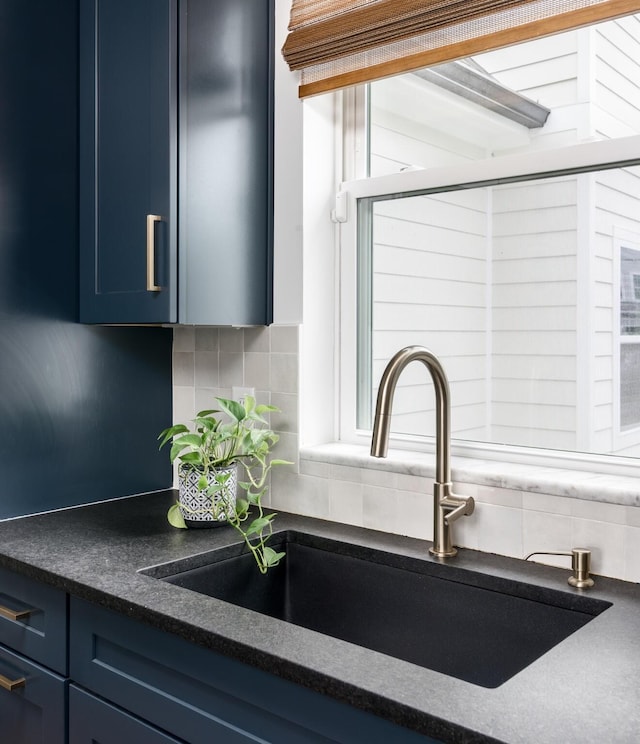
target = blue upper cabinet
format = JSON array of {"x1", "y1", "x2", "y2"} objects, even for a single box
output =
[{"x1": 79, "y1": 0, "x2": 274, "y2": 325}]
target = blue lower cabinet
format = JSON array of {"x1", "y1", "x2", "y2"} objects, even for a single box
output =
[
  {"x1": 0, "y1": 643, "x2": 67, "y2": 744},
  {"x1": 70, "y1": 597, "x2": 437, "y2": 744},
  {"x1": 0, "y1": 565, "x2": 68, "y2": 675},
  {"x1": 69, "y1": 685, "x2": 182, "y2": 744}
]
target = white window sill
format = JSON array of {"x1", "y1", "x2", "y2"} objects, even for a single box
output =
[{"x1": 299, "y1": 443, "x2": 640, "y2": 508}]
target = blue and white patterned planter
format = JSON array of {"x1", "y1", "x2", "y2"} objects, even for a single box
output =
[{"x1": 178, "y1": 464, "x2": 238, "y2": 528}]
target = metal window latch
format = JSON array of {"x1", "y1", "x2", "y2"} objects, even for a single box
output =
[
  {"x1": 525, "y1": 548, "x2": 595, "y2": 589},
  {"x1": 331, "y1": 190, "x2": 348, "y2": 223}
]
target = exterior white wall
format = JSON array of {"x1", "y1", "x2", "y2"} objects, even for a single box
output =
[
  {"x1": 370, "y1": 191, "x2": 488, "y2": 440},
  {"x1": 490, "y1": 176, "x2": 579, "y2": 450}
]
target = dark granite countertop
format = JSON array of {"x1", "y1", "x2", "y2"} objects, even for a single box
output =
[{"x1": 0, "y1": 490, "x2": 638, "y2": 743}]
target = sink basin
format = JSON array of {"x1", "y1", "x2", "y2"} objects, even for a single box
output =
[{"x1": 142, "y1": 531, "x2": 611, "y2": 688}]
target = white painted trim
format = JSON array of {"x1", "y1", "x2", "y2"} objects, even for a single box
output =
[
  {"x1": 273, "y1": 0, "x2": 303, "y2": 324},
  {"x1": 342, "y1": 135, "x2": 640, "y2": 201}
]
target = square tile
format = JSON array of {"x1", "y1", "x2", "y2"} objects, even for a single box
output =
[
  {"x1": 218, "y1": 353, "x2": 244, "y2": 387},
  {"x1": 218, "y1": 327, "x2": 244, "y2": 352},
  {"x1": 195, "y1": 327, "x2": 218, "y2": 351},
  {"x1": 329, "y1": 480, "x2": 364, "y2": 526},
  {"x1": 363, "y1": 485, "x2": 398, "y2": 533},
  {"x1": 270, "y1": 353, "x2": 299, "y2": 394},
  {"x1": 244, "y1": 326, "x2": 270, "y2": 352},
  {"x1": 172, "y1": 352, "x2": 194, "y2": 386},
  {"x1": 271, "y1": 325, "x2": 299, "y2": 353},
  {"x1": 194, "y1": 351, "x2": 218, "y2": 388},
  {"x1": 244, "y1": 352, "x2": 270, "y2": 390},
  {"x1": 270, "y1": 393, "x2": 298, "y2": 434},
  {"x1": 173, "y1": 326, "x2": 195, "y2": 352}
]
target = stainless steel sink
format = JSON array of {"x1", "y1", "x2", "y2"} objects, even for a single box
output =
[{"x1": 141, "y1": 531, "x2": 611, "y2": 688}]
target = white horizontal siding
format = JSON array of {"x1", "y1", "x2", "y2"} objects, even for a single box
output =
[
  {"x1": 492, "y1": 306, "x2": 576, "y2": 331},
  {"x1": 491, "y1": 354, "x2": 576, "y2": 380},
  {"x1": 594, "y1": 16, "x2": 640, "y2": 138},
  {"x1": 491, "y1": 280, "x2": 577, "y2": 307},
  {"x1": 476, "y1": 32, "x2": 578, "y2": 74}
]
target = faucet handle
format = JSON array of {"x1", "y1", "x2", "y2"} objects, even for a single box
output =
[
  {"x1": 525, "y1": 548, "x2": 594, "y2": 589},
  {"x1": 441, "y1": 494, "x2": 475, "y2": 524}
]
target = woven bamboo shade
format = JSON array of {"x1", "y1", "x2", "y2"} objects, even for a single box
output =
[{"x1": 282, "y1": 0, "x2": 640, "y2": 97}]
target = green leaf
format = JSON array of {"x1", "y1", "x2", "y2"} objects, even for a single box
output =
[
  {"x1": 255, "y1": 403, "x2": 277, "y2": 415},
  {"x1": 215, "y1": 397, "x2": 246, "y2": 423},
  {"x1": 235, "y1": 498, "x2": 249, "y2": 517},
  {"x1": 173, "y1": 433, "x2": 203, "y2": 448},
  {"x1": 179, "y1": 451, "x2": 202, "y2": 464},
  {"x1": 193, "y1": 416, "x2": 216, "y2": 432},
  {"x1": 197, "y1": 475, "x2": 208, "y2": 491},
  {"x1": 169, "y1": 441, "x2": 192, "y2": 463},
  {"x1": 167, "y1": 503, "x2": 187, "y2": 529},
  {"x1": 157, "y1": 423, "x2": 189, "y2": 449},
  {"x1": 263, "y1": 547, "x2": 286, "y2": 567},
  {"x1": 246, "y1": 490, "x2": 262, "y2": 505},
  {"x1": 245, "y1": 516, "x2": 272, "y2": 536},
  {"x1": 195, "y1": 408, "x2": 220, "y2": 418},
  {"x1": 270, "y1": 459, "x2": 294, "y2": 467}
]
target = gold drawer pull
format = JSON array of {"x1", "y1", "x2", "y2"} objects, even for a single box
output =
[
  {"x1": 0, "y1": 673, "x2": 26, "y2": 692},
  {"x1": 0, "y1": 604, "x2": 35, "y2": 621},
  {"x1": 146, "y1": 213, "x2": 163, "y2": 292}
]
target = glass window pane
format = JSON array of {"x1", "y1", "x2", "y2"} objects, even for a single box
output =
[
  {"x1": 359, "y1": 164, "x2": 640, "y2": 455},
  {"x1": 368, "y1": 14, "x2": 640, "y2": 178},
  {"x1": 621, "y1": 344, "x2": 640, "y2": 429}
]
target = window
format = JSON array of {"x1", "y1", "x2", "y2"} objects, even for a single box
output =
[
  {"x1": 339, "y1": 13, "x2": 640, "y2": 464},
  {"x1": 618, "y1": 242, "x2": 640, "y2": 435}
]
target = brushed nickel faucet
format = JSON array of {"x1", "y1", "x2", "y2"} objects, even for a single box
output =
[{"x1": 370, "y1": 346, "x2": 474, "y2": 558}]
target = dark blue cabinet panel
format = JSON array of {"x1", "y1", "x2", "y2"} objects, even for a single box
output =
[
  {"x1": 80, "y1": 0, "x2": 274, "y2": 325},
  {"x1": 70, "y1": 597, "x2": 438, "y2": 744},
  {"x1": 0, "y1": 643, "x2": 67, "y2": 744},
  {"x1": 0, "y1": 0, "x2": 174, "y2": 518},
  {"x1": 69, "y1": 686, "x2": 182, "y2": 744},
  {"x1": 178, "y1": 0, "x2": 274, "y2": 325},
  {"x1": 80, "y1": 0, "x2": 178, "y2": 323},
  {"x1": 0, "y1": 566, "x2": 68, "y2": 675}
]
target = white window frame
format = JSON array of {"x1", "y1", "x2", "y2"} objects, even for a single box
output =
[
  {"x1": 338, "y1": 132, "x2": 640, "y2": 474},
  {"x1": 614, "y1": 234, "x2": 640, "y2": 449}
]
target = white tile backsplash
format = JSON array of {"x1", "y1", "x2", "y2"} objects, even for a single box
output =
[{"x1": 172, "y1": 326, "x2": 640, "y2": 583}]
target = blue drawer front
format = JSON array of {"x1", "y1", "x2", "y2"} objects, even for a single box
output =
[
  {"x1": 70, "y1": 597, "x2": 437, "y2": 744},
  {"x1": 0, "y1": 643, "x2": 67, "y2": 744},
  {"x1": 69, "y1": 685, "x2": 182, "y2": 744},
  {"x1": 0, "y1": 565, "x2": 68, "y2": 674}
]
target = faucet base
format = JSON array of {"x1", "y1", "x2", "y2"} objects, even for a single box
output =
[{"x1": 429, "y1": 545, "x2": 458, "y2": 558}]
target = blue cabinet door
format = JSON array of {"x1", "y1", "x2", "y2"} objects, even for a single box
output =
[
  {"x1": 79, "y1": 0, "x2": 178, "y2": 324},
  {"x1": 0, "y1": 643, "x2": 67, "y2": 744},
  {"x1": 71, "y1": 597, "x2": 440, "y2": 744},
  {"x1": 0, "y1": 565, "x2": 68, "y2": 674},
  {"x1": 177, "y1": 0, "x2": 274, "y2": 325},
  {"x1": 69, "y1": 686, "x2": 182, "y2": 744},
  {"x1": 79, "y1": 0, "x2": 274, "y2": 326}
]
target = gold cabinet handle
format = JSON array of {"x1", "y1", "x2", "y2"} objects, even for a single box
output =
[
  {"x1": 146, "y1": 214, "x2": 163, "y2": 292},
  {"x1": 0, "y1": 604, "x2": 34, "y2": 621},
  {"x1": 0, "y1": 673, "x2": 26, "y2": 692}
]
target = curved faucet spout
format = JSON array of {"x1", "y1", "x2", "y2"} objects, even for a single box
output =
[{"x1": 370, "y1": 345, "x2": 474, "y2": 558}]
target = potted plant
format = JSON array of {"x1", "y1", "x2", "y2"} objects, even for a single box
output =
[{"x1": 158, "y1": 396, "x2": 289, "y2": 574}]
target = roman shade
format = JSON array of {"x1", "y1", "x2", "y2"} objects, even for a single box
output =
[{"x1": 282, "y1": 0, "x2": 640, "y2": 97}]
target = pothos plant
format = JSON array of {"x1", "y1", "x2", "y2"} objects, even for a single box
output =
[{"x1": 158, "y1": 396, "x2": 290, "y2": 574}]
